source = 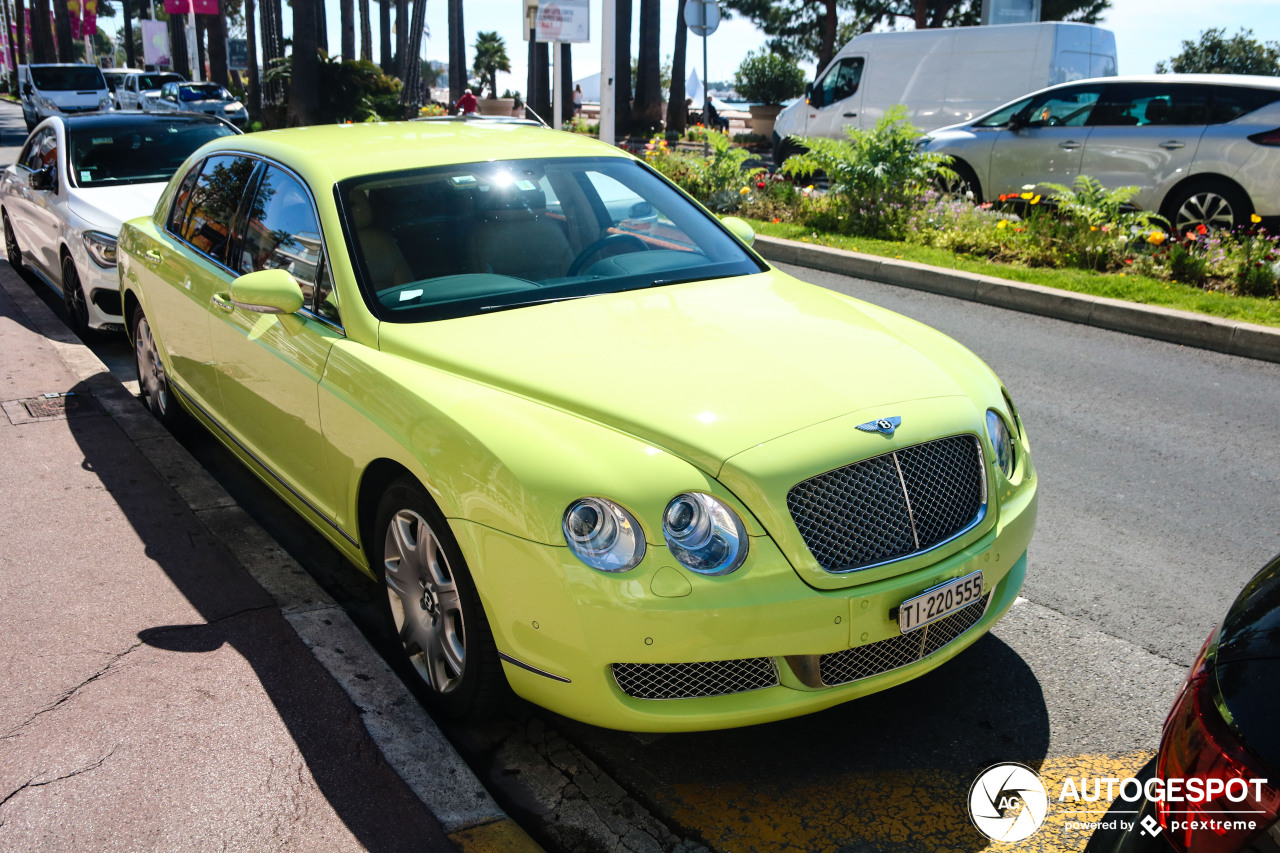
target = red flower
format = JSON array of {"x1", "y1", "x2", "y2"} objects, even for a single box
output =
[
  {"x1": 1124, "y1": 258, "x2": 1133, "y2": 264},
  {"x1": 756, "y1": 181, "x2": 766, "y2": 189},
  {"x1": 1196, "y1": 224, "x2": 1208, "y2": 235}
]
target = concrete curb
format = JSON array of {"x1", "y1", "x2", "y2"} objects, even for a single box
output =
[
  {"x1": 755, "y1": 234, "x2": 1280, "y2": 365},
  {"x1": 0, "y1": 268, "x2": 544, "y2": 853}
]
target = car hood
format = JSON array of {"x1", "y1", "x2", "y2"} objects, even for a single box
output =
[
  {"x1": 377, "y1": 270, "x2": 990, "y2": 476},
  {"x1": 68, "y1": 183, "x2": 166, "y2": 232}
]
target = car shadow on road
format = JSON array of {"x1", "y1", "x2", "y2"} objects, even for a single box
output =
[{"x1": 62, "y1": 376, "x2": 450, "y2": 852}]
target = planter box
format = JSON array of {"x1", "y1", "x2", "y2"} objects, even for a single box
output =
[
  {"x1": 748, "y1": 104, "x2": 783, "y2": 138},
  {"x1": 477, "y1": 98, "x2": 514, "y2": 116}
]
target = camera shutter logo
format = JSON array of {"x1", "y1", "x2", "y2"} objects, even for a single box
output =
[{"x1": 969, "y1": 763, "x2": 1050, "y2": 842}]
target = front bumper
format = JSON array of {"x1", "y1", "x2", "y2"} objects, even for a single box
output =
[{"x1": 451, "y1": 474, "x2": 1036, "y2": 731}]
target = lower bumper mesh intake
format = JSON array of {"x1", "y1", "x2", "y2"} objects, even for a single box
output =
[
  {"x1": 818, "y1": 594, "x2": 990, "y2": 686},
  {"x1": 613, "y1": 657, "x2": 779, "y2": 700}
]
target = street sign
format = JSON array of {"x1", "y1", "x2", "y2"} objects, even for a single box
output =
[
  {"x1": 535, "y1": 0, "x2": 590, "y2": 44},
  {"x1": 684, "y1": 0, "x2": 720, "y2": 37}
]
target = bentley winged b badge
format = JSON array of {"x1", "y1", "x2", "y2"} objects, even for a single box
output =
[{"x1": 855, "y1": 416, "x2": 902, "y2": 436}]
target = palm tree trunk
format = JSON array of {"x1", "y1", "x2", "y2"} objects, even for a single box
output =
[
  {"x1": 559, "y1": 43, "x2": 573, "y2": 124},
  {"x1": 52, "y1": 0, "x2": 71, "y2": 61},
  {"x1": 634, "y1": 0, "x2": 660, "y2": 129},
  {"x1": 168, "y1": 14, "x2": 190, "y2": 78},
  {"x1": 195, "y1": 15, "x2": 207, "y2": 80},
  {"x1": 447, "y1": 0, "x2": 464, "y2": 105},
  {"x1": 316, "y1": 0, "x2": 328, "y2": 55},
  {"x1": 614, "y1": 0, "x2": 632, "y2": 137},
  {"x1": 245, "y1": 0, "x2": 262, "y2": 119},
  {"x1": 667, "y1": 0, "x2": 687, "y2": 134},
  {"x1": 394, "y1": 0, "x2": 407, "y2": 80},
  {"x1": 16, "y1": 0, "x2": 28, "y2": 67},
  {"x1": 207, "y1": 14, "x2": 229, "y2": 86},
  {"x1": 340, "y1": 0, "x2": 355, "y2": 60},
  {"x1": 358, "y1": 0, "x2": 372, "y2": 60},
  {"x1": 121, "y1": 0, "x2": 136, "y2": 68},
  {"x1": 29, "y1": 0, "x2": 55, "y2": 63},
  {"x1": 288, "y1": 0, "x2": 319, "y2": 125},
  {"x1": 399, "y1": 0, "x2": 426, "y2": 111},
  {"x1": 379, "y1": 0, "x2": 391, "y2": 72}
]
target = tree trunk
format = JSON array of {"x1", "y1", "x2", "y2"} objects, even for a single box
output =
[
  {"x1": 245, "y1": 0, "x2": 262, "y2": 119},
  {"x1": 168, "y1": 15, "x2": 190, "y2": 78},
  {"x1": 559, "y1": 43, "x2": 573, "y2": 123},
  {"x1": 667, "y1": 0, "x2": 687, "y2": 135},
  {"x1": 207, "y1": 14, "x2": 229, "y2": 86},
  {"x1": 16, "y1": 0, "x2": 27, "y2": 68},
  {"x1": 394, "y1": 0, "x2": 407, "y2": 80},
  {"x1": 288, "y1": 0, "x2": 318, "y2": 125},
  {"x1": 121, "y1": 0, "x2": 135, "y2": 68},
  {"x1": 30, "y1": 0, "x2": 56, "y2": 63},
  {"x1": 819, "y1": 0, "x2": 838, "y2": 71},
  {"x1": 359, "y1": 0, "x2": 371, "y2": 61},
  {"x1": 913, "y1": 0, "x2": 927, "y2": 28},
  {"x1": 633, "y1": 0, "x2": 661, "y2": 129},
  {"x1": 399, "y1": 0, "x2": 426, "y2": 110},
  {"x1": 341, "y1": 0, "x2": 355, "y2": 60},
  {"x1": 52, "y1": 0, "x2": 71, "y2": 61},
  {"x1": 447, "y1": 0, "x2": 464, "y2": 105},
  {"x1": 195, "y1": 15, "x2": 207, "y2": 80},
  {"x1": 379, "y1": 0, "x2": 391, "y2": 72},
  {"x1": 316, "y1": 0, "x2": 328, "y2": 55},
  {"x1": 614, "y1": 0, "x2": 632, "y2": 136}
]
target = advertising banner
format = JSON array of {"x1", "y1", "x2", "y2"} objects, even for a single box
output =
[
  {"x1": 142, "y1": 19, "x2": 170, "y2": 68},
  {"x1": 163, "y1": 0, "x2": 219, "y2": 14},
  {"x1": 535, "y1": 0, "x2": 589, "y2": 43}
]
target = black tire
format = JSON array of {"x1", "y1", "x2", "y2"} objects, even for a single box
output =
[
  {"x1": 373, "y1": 476, "x2": 507, "y2": 721},
  {"x1": 131, "y1": 308, "x2": 186, "y2": 428},
  {"x1": 3, "y1": 211, "x2": 24, "y2": 273},
  {"x1": 1163, "y1": 180, "x2": 1252, "y2": 233},
  {"x1": 937, "y1": 159, "x2": 983, "y2": 204},
  {"x1": 772, "y1": 136, "x2": 805, "y2": 169},
  {"x1": 61, "y1": 254, "x2": 95, "y2": 340}
]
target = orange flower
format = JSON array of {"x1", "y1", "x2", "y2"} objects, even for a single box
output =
[{"x1": 1196, "y1": 223, "x2": 1208, "y2": 235}]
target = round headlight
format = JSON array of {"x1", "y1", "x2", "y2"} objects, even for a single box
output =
[
  {"x1": 986, "y1": 409, "x2": 1015, "y2": 479},
  {"x1": 662, "y1": 492, "x2": 748, "y2": 575},
  {"x1": 562, "y1": 497, "x2": 645, "y2": 572}
]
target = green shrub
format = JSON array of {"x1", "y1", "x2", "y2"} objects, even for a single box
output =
[
  {"x1": 733, "y1": 51, "x2": 806, "y2": 105},
  {"x1": 1168, "y1": 242, "x2": 1209, "y2": 285},
  {"x1": 643, "y1": 129, "x2": 763, "y2": 212}
]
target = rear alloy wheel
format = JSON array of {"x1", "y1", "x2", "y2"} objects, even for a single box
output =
[
  {"x1": 4, "y1": 212, "x2": 24, "y2": 272},
  {"x1": 374, "y1": 476, "x2": 505, "y2": 721},
  {"x1": 61, "y1": 255, "x2": 94, "y2": 340},
  {"x1": 132, "y1": 309, "x2": 185, "y2": 428},
  {"x1": 1166, "y1": 181, "x2": 1251, "y2": 233}
]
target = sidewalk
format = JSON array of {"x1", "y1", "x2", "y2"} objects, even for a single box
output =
[{"x1": 0, "y1": 260, "x2": 527, "y2": 847}]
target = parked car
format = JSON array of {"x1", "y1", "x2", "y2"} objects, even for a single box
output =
[
  {"x1": 101, "y1": 67, "x2": 142, "y2": 107},
  {"x1": 152, "y1": 81, "x2": 247, "y2": 128},
  {"x1": 116, "y1": 71, "x2": 184, "y2": 111},
  {"x1": 922, "y1": 74, "x2": 1280, "y2": 232},
  {"x1": 17, "y1": 63, "x2": 113, "y2": 132},
  {"x1": 118, "y1": 122, "x2": 1038, "y2": 731},
  {"x1": 1, "y1": 113, "x2": 240, "y2": 335},
  {"x1": 773, "y1": 21, "x2": 1117, "y2": 163},
  {"x1": 1097, "y1": 554, "x2": 1280, "y2": 853}
]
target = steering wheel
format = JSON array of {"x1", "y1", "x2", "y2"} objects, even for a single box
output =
[{"x1": 566, "y1": 233, "x2": 649, "y2": 276}]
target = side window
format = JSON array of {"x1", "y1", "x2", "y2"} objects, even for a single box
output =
[
  {"x1": 813, "y1": 57, "x2": 864, "y2": 107},
  {"x1": 177, "y1": 155, "x2": 256, "y2": 265},
  {"x1": 19, "y1": 129, "x2": 56, "y2": 171},
  {"x1": 237, "y1": 165, "x2": 328, "y2": 315},
  {"x1": 1023, "y1": 86, "x2": 1102, "y2": 128},
  {"x1": 1209, "y1": 86, "x2": 1280, "y2": 124},
  {"x1": 167, "y1": 161, "x2": 203, "y2": 233},
  {"x1": 975, "y1": 97, "x2": 1033, "y2": 128},
  {"x1": 1090, "y1": 83, "x2": 1209, "y2": 127}
]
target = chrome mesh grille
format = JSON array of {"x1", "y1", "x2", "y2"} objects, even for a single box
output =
[
  {"x1": 818, "y1": 594, "x2": 989, "y2": 686},
  {"x1": 613, "y1": 658, "x2": 778, "y2": 700},
  {"x1": 787, "y1": 435, "x2": 985, "y2": 572}
]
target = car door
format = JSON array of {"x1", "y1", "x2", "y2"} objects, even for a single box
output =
[
  {"x1": 136, "y1": 154, "x2": 259, "y2": 414},
  {"x1": 209, "y1": 162, "x2": 343, "y2": 522},
  {"x1": 1078, "y1": 82, "x2": 1209, "y2": 214},
  {"x1": 10, "y1": 126, "x2": 63, "y2": 278},
  {"x1": 984, "y1": 83, "x2": 1104, "y2": 196},
  {"x1": 804, "y1": 56, "x2": 866, "y2": 139},
  {"x1": 120, "y1": 75, "x2": 136, "y2": 110}
]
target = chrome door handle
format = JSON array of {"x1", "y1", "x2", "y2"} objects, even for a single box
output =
[
  {"x1": 211, "y1": 293, "x2": 235, "y2": 313},
  {"x1": 1159, "y1": 140, "x2": 1185, "y2": 150},
  {"x1": 1058, "y1": 140, "x2": 1081, "y2": 150}
]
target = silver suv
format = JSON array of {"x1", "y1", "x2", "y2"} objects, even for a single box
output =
[{"x1": 922, "y1": 74, "x2": 1280, "y2": 231}]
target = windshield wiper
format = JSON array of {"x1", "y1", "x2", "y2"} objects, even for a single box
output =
[{"x1": 479, "y1": 294, "x2": 591, "y2": 313}]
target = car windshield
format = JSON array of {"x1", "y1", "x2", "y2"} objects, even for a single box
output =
[
  {"x1": 29, "y1": 65, "x2": 104, "y2": 91},
  {"x1": 338, "y1": 156, "x2": 765, "y2": 322},
  {"x1": 69, "y1": 118, "x2": 237, "y2": 188},
  {"x1": 179, "y1": 84, "x2": 227, "y2": 101},
  {"x1": 139, "y1": 73, "x2": 182, "y2": 91}
]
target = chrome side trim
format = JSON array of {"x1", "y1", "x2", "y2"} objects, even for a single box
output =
[
  {"x1": 171, "y1": 381, "x2": 359, "y2": 548},
  {"x1": 497, "y1": 652, "x2": 572, "y2": 683}
]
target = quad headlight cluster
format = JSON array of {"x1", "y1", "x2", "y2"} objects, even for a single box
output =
[
  {"x1": 986, "y1": 409, "x2": 1016, "y2": 479},
  {"x1": 563, "y1": 492, "x2": 749, "y2": 575}
]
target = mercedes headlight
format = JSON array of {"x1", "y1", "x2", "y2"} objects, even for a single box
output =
[
  {"x1": 225, "y1": 101, "x2": 244, "y2": 113},
  {"x1": 98, "y1": 96, "x2": 114, "y2": 111},
  {"x1": 82, "y1": 231, "x2": 118, "y2": 267},
  {"x1": 563, "y1": 497, "x2": 646, "y2": 572},
  {"x1": 986, "y1": 409, "x2": 1015, "y2": 479},
  {"x1": 662, "y1": 492, "x2": 748, "y2": 575}
]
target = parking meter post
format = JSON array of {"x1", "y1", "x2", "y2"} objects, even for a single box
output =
[
  {"x1": 600, "y1": 0, "x2": 615, "y2": 145},
  {"x1": 702, "y1": 33, "x2": 708, "y2": 155}
]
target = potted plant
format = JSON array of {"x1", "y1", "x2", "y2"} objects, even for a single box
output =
[
  {"x1": 733, "y1": 50, "x2": 806, "y2": 139},
  {"x1": 473, "y1": 31, "x2": 514, "y2": 115},
  {"x1": 502, "y1": 89, "x2": 524, "y2": 117}
]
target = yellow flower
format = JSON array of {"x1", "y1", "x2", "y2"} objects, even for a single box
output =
[
  {"x1": 1252, "y1": 214, "x2": 1262, "y2": 224},
  {"x1": 1146, "y1": 231, "x2": 1166, "y2": 246},
  {"x1": 1020, "y1": 192, "x2": 1034, "y2": 200},
  {"x1": 740, "y1": 187, "x2": 750, "y2": 195},
  {"x1": 1090, "y1": 225, "x2": 1099, "y2": 232},
  {"x1": 1030, "y1": 194, "x2": 1041, "y2": 204},
  {"x1": 997, "y1": 220, "x2": 1009, "y2": 229}
]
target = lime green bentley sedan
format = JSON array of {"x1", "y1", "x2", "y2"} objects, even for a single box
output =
[{"x1": 118, "y1": 120, "x2": 1037, "y2": 732}]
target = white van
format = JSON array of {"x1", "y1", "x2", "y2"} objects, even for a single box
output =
[
  {"x1": 18, "y1": 64, "x2": 113, "y2": 132},
  {"x1": 772, "y1": 22, "x2": 1117, "y2": 162}
]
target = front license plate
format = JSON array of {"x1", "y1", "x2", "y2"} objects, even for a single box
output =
[{"x1": 898, "y1": 571, "x2": 984, "y2": 634}]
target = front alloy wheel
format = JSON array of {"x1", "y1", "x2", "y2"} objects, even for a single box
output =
[
  {"x1": 62, "y1": 255, "x2": 93, "y2": 339},
  {"x1": 374, "y1": 477, "x2": 505, "y2": 721},
  {"x1": 1168, "y1": 182, "x2": 1251, "y2": 233}
]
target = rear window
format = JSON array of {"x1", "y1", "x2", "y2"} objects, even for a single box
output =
[
  {"x1": 179, "y1": 84, "x2": 228, "y2": 102},
  {"x1": 68, "y1": 118, "x2": 237, "y2": 188},
  {"x1": 29, "y1": 65, "x2": 105, "y2": 91},
  {"x1": 138, "y1": 73, "x2": 182, "y2": 91},
  {"x1": 1209, "y1": 86, "x2": 1280, "y2": 123}
]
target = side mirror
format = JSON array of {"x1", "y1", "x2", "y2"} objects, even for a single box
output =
[
  {"x1": 808, "y1": 83, "x2": 823, "y2": 109},
  {"x1": 28, "y1": 166, "x2": 55, "y2": 191},
  {"x1": 721, "y1": 216, "x2": 755, "y2": 247},
  {"x1": 22, "y1": 83, "x2": 32, "y2": 96},
  {"x1": 1008, "y1": 111, "x2": 1027, "y2": 131},
  {"x1": 227, "y1": 268, "x2": 304, "y2": 314}
]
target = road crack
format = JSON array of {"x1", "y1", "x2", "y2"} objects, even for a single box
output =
[
  {"x1": 0, "y1": 746, "x2": 118, "y2": 810},
  {"x1": 1, "y1": 643, "x2": 142, "y2": 742}
]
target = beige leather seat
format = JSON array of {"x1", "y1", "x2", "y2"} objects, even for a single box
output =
[
  {"x1": 468, "y1": 188, "x2": 575, "y2": 281},
  {"x1": 348, "y1": 189, "x2": 413, "y2": 291}
]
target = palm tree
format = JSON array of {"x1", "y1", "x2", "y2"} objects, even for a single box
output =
[
  {"x1": 447, "y1": 0, "x2": 465, "y2": 105},
  {"x1": 667, "y1": 0, "x2": 687, "y2": 134},
  {"x1": 53, "y1": 0, "x2": 72, "y2": 61},
  {"x1": 633, "y1": 0, "x2": 661, "y2": 129},
  {"x1": 341, "y1": 0, "x2": 355, "y2": 60},
  {"x1": 379, "y1": 0, "x2": 391, "y2": 72},
  {"x1": 473, "y1": 31, "x2": 509, "y2": 100},
  {"x1": 614, "y1": 0, "x2": 633, "y2": 136},
  {"x1": 246, "y1": 0, "x2": 262, "y2": 118},
  {"x1": 359, "y1": 0, "x2": 372, "y2": 61},
  {"x1": 30, "y1": 0, "x2": 56, "y2": 63},
  {"x1": 288, "y1": 0, "x2": 319, "y2": 125},
  {"x1": 395, "y1": 0, "x2": 408, "y2": 80}
]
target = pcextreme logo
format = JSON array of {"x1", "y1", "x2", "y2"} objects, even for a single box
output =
[{"x1": 969, "y1": 763, "x2": 1050, "y2": 843}]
